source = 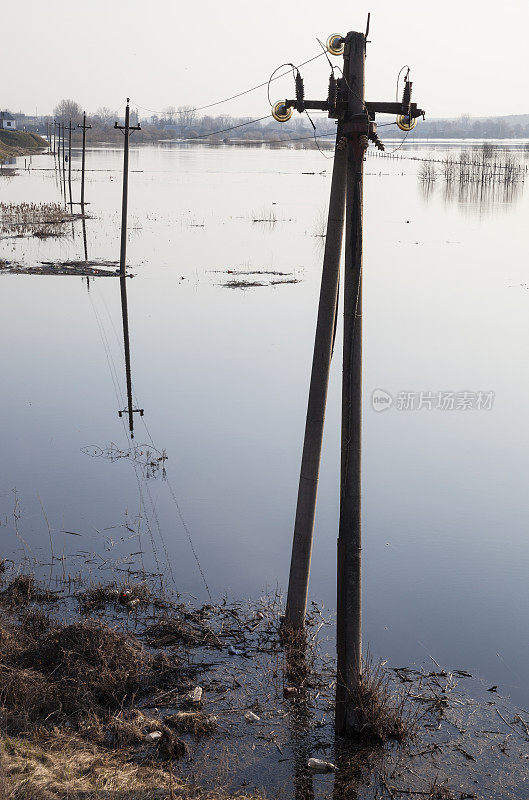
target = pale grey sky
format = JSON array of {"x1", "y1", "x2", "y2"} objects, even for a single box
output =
[{"x1": 4, "y1": 0, "x2": 528, "y2": 119}]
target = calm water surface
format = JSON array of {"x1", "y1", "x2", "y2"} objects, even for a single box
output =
[{"x1": 1, "y1": 140, "x2": 529, "y2": 707}]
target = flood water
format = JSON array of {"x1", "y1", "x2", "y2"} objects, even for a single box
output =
[{"x1": 1, "y1": 139, "x2": 529, "y2": 709}]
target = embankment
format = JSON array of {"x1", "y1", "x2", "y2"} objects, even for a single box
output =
[{"x1": 0, "y1": 130, "x2": 48, "y2": 163}]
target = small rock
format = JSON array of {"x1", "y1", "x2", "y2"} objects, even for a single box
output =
[
  {"x1": 185, "y1": 686, "x2": 203, "y2": 704},
  {"x1": 244, "y1": 711, "x2": 260, "y2": 723},
  {"x1": 255, "y1": 611, "x2": 265, "y2": 620},
  {"x1": 145, "y1": 731, "x2": 163, "y2": 743},
  {"x1": 307, "y1": 758, "x2": 336, "y2": 773},
  {"x1": 283, "y1": 687, "x2": 298, "y2": 697}
]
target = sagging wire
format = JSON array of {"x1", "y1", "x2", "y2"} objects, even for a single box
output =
[
  {"x1": 267, "y1": 63, "x2": 298, "y2": 107},
  {"x1": 131, "y1": 51, "x2": 326, "y2": 118},
  {"x1": 180, "y1": 115, "x2": 271, "y2": 140},
  {"x1": 304, "y1": 110, "x2": 334, "y2": 160},
  {"x1": 396, "y1": 65, "x2": 411, "y2": 103},
  {"x1": 387, "y1": 64, "x2": 414, "y2": 153}
]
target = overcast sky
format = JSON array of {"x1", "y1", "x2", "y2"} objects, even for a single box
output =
[{"x1": 4, "y1": 0, "x2": 528, "y2": 120}]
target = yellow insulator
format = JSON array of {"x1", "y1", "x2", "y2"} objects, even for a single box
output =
[
  {"x1": 272, "y1": 102, "x2": 292, "y2": 123},
  {"x1": 396, "y1": 114, "x2": 417, "y2": 132},
  {"x1": 326, "y1": 33, "x2": 344, "y2": 56}
]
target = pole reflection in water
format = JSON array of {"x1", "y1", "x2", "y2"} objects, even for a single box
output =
[
  {"x1": 118, "y1": 275, "x2": 143, "y2": 438},
  {"x1": 285, "y1": 640, "x2": 316, "y2": 800}
]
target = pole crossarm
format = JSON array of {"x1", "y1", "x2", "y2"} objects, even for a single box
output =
[
  {"x1": 281, "y1": 99, "x2": 424, "y2": 122},
  {"x1": 114, "y1": 124, "x2": 141, "y2": 132}
]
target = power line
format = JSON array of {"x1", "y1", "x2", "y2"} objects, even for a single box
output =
[
  {"x1": 130, "y1": 51, "x2": 326, "y2": 117},
  {"x1": 179, "y1": 114, "x2": 271, "y2": 140}
]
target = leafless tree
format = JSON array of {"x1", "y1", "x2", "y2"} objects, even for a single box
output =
[
  {"x1": 53, "y1": 99, "x2": 83, "y2": 124},
  {"x1": 177, "y1": 106, "x2": 197, "y2": 131}
]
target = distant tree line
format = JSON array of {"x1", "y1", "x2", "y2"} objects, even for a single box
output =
[
  {"x1": 409, "y1": 114, "x2": 529, "y2": 140},
  {"x1": 9, "y1": 100, "x2": 529, "y2": 142}
]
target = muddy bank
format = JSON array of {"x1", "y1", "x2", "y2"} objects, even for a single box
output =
[
  {"x1": 0, "y1": 131, "x2": 48, "y2": 164},
  {"x1": 0, "y1": 570, "x2": 528, "y2": 799}
]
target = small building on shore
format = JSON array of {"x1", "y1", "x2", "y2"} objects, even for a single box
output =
[{"x1": 0, "y1": 112, "x2": 16, "y2": 130}]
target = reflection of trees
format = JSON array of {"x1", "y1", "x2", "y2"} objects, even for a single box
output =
[{"x1": 417, "y1": 150, "x2": 525, "y2": 212}]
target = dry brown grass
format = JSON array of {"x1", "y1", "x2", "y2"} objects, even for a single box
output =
[
  {"x1": 164, "y1": 711, "x2": 218, "y2": 737},
  {"x1": 345, "y1": 655, "x2": 415, "y2": 745},
  {"x1": 0, "y1": 731, "x2": 178, "y2": 799},
  {"x1": 0, "y1": 576, "x2": 59, "y2": 608}
]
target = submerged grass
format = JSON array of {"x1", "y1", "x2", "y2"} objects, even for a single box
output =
[
  {"x1": 0, "y1": 202, "x2": 72, "y2": 238},
  {"x1": 0, "y1": 571, "x2": 525, "y2": 799}
]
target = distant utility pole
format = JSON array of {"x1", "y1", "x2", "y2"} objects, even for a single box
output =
[
  {"x1": 77, "y1": 112, "x2": 92, "y2": 210},
  {"x1": 114, "y1": 99, "x2": 141, "y2": 277},
  {"x1": 66, "y1": 118, "x2": 73, "y2": 208},
  {"x1": 61, "y1": 122, "x2": 66, "y2": 173},
  {"x1": 274, "y1": 22, "x2": 424, "y2": 736}
]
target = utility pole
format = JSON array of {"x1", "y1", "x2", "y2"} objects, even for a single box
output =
[
  {"x1": 335, "y1": 30, "x2": 366, "y2": 737},
  {"x1": 61, "y1": 122, "x2": 66, "y2": 174},
  {"x1": 77, "y1": 112, "x2": 92, "y2": 210},
  {"x1": 66, "y1": 118, "x2": 73, "y2": 209},
  {"x1": 273, "y1": 24, "x2": 424, "y2": 736},
  {"x1": 114, "y1": 99, "x2": 141, "y2": 277}
]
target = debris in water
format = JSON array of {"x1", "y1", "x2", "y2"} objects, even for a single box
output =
[
  {"x1": 244, "y1": 711, "x2": 260, "y2": 723},
  {"x1": 144, "y1": 731, "x2": 162, "y2": 743},
  {"x1": 185, "y1": 686, "x2": 203, "y2": 704},
  {"x1": 307, "y1": 758, "x2": 336, "y2": 773},
  {"x1": 0, "y1": 259, "x2": 123, "y2": 277}
]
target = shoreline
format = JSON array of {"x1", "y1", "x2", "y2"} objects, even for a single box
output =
[
  {"x1": 0, "y1": 131, "x2": 48, "y2": 164},
  {"x1": 0, "y1": 569, "x2": 528, "y2": 799}
]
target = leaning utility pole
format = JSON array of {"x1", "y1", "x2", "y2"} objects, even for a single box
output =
[
  {"x1": 114, "y1": 99, "x2": 141, "y2": 277},
  {"x1": 77, "y1": 112, "x2": 92, "y2": 210},
  {"x1": 273, "y1": 24, "x2": 424, "y2": 736}
]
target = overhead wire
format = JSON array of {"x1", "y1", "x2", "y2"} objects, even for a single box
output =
[
  {"x1": 130, "y1": 51, "x2": 326, "y2": 118},
  {"x1": 179, "y1": 115, "x2": 271, "y2": 140}
]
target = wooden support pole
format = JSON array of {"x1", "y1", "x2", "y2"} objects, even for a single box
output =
[
  {"x1": 115, "y1": 99, "x2": 140, "y2": 278},
  {"x1": 67, "y1": 119, "x2": 72, "y2": 209},
  {"x1": 118, "y1": 102, "x2": 130, "y2": 278},
  {"x1": 61, "y1": 123, "x2": 66, "y2": 172},
  {"x1": 77, "y1": 112, "x2": 92, "y2": 210},
  {"x1": 284, "y1": 126, "x2": 347, "y2": 630},
  {"x1": 335, "y1": 30, "x2": 366, "y2": 737}
]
